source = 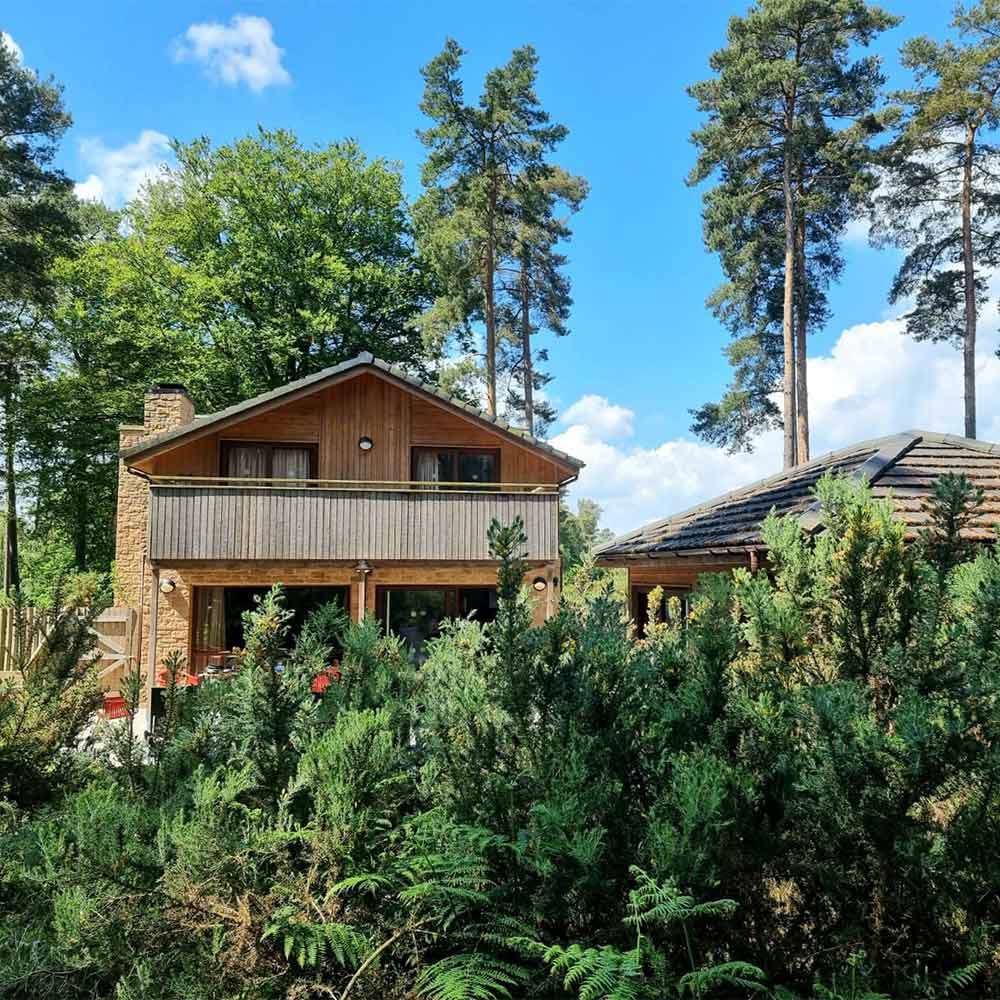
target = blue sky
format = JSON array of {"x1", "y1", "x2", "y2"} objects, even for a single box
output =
[{"x1": 5, "y1": 1, "x2": 992, "y2": 531}]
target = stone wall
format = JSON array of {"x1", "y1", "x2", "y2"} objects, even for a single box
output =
[{"x1": 114, "y1": 387, "x2": 196, "y2": 685}]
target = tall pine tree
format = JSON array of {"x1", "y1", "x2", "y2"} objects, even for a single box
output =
[
  {"x1": 689, "y1": 0, "x2": 897, "y2": 467},
  {"x1": 416, "y1": 40, "x2": 572, "y2": 420},
  {"x1": 499, "y1": 167, "x2": 587, "y2": 435},
  {"x1": 871, "y1": 0, "x2": 1000, "y2": 440}
]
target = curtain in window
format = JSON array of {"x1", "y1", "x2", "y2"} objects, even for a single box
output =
[
  {"x1": 227, "y1": 445, "x2": 268, "y2": 479},
  {"x1": 195, "y1": 587, "x2": 225, "y2": 651},
  {"x1": 273, "y1": 447, "x2": 311, "y2": 480},
  {"x1": 414, "y1": 450, "x2": 441, "y2": 486}
]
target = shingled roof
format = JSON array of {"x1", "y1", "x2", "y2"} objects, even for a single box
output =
[
  {"x1": 121, "y1": 352, "x2": 583, "y2": 474},
  {"x1": 596, "y1": 430, "x2": 1000, "y2": 562}
]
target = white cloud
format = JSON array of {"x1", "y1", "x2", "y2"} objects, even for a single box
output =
[
  {"x1": 561, "y1": 395, "x2": 635, "y2": 440},
  {"x1": 1, "y1": 32, "x2": 22, "y2": 62},
  {"x1": 553, "y1": 318, "x2": 1000, "y2": 535},
  {"x1": 843, "y1": 215, "x2": 871, "y2": 245},
  {"x1": 75, "y1": 129, "x2": 172, "y2": 207},
  {"x1": 172, "y1": 15, "x2": 290, "y2": 92}
]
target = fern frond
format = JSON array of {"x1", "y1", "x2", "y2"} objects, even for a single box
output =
[
  {"x1": 939, "y1": 961, "x2": 985, "y2": 996},
  {"x1": 329, "y1": 872, "x2": 396, "y2": 897},
  {"x1": 415, "y1": 953, "x2": 528, "y2": 1000},
  {"x1": 540, "y1": 942, "x2": 643, "y2": 1000},
  {"x1": 262, "y1": 907, "x2": 368, "y2": 970},
  {"x1": 678, "y1": 960, "x2": 768, "y2": 996},
  {"x1": 625, "y1": 867, "x2": 737, "y2": 929}
]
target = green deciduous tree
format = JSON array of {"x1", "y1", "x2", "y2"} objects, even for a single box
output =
[
  {"x1": 689, "y1": 0, "x2": 897, "y2": 466},
  {"x1": 112, "y1": 128, "x2": 435, "y2": 408},
  {"x1": 871, "y1": 0, "x2": 1000, "y2": 440}
]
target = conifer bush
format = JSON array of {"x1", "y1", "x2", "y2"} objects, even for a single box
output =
[{"x1": 2, "y1": 476, "x2": 999, "y2": 998}]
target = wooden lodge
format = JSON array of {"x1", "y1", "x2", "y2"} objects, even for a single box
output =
[
  {"x1": 113, "y1": 352, "x2": 583, "y2": 715},
  {"x1": 596, "y1": 431, "x2": 1000, "y2": 629}
]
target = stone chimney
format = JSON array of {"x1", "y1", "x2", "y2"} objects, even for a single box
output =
[{"x1": 143, "y1": 383, "x2": 194, "y2": 435}]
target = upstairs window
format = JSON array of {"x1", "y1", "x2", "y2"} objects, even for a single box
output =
[
  {"x1": 221, "y1": 442, "x2": 316, "y2": 480},
  {"x1": 411, "y1": 448, "x2": 499, "y2": 487}
]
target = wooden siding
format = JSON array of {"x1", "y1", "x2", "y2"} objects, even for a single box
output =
[
  {"x1": 145, "y1": 373, "x2": 565, "y2": 485},
  {"x1": 148, "y1": 485, "x2": 559, "y2": 562}
]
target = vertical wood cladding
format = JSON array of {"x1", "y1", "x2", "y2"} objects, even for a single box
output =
[
  {"x1": 148, "y1": 487, "x2": 560, "y2": 562},
  {"x1": 145, "y1": 372, "x2": 567, "y2": 485}
]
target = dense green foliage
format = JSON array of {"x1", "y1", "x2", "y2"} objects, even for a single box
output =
[
  {"x1": 2, "y1": 477, "x2": 999, "y2": 998},
  {"x1": 0, "y1": 35, "x2": 78, "y2": 593}
]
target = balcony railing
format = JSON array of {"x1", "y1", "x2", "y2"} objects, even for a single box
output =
[{"x1": 146, "y1": 477, "x2": 561, "y2": 563}]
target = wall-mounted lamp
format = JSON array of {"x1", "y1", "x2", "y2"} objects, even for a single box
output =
[
  {"x1": 159, "y1": 578, "x2": 177, "y2": 595},
  {"x1": 532, "y1": 576, "x2": 548, "y2": 592},
  {"x1": 358, "y1": 436, "x2": 374, "y2": 451}
]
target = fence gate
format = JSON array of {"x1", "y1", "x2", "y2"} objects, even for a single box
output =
[
  {"x1": 93, "y1": 607, "x2": 138, "y2": 693},
  {"x1": 0, "y1": 605, "x2": 137, "y2": 693}
]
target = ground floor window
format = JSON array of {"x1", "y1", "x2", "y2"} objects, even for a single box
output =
[
  {"x1": 191, "y1": 585, "x2": 349, "y2": 674},
  {"x1": 377, "y1": 586, "x2": 498, "y2": 661},
  {"x1": 632, "y1": 586, "x2": 690, "y2": 635}
]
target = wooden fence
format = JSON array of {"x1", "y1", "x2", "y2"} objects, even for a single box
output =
[
  {"x1": 0, "y1": 606, "x2": 47, "y2": 673},
  {"x1": 0, "y1": 605, "x2": 138, "y2": 693}
]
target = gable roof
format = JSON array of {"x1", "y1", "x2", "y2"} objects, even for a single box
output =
[
  {"x1": 596, "y1": 430, "x2": 1000, "y2": 562},
  {"x1": 121, "y1": 352, "x2": 584, "y2": 474}
]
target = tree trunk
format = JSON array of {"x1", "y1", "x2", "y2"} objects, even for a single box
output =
[
  {"x1": 3, "y1": 388, "x2": 19, "y2": 595},
  {"x1": 74, "y1": 492, "x2": 88, "y2": 571},
  {"x1": 795, "y1": 213, "x2": 810, "y2": 463},
  {"x1": 962, "y1": 126, "x2": 977, "y2": 440},
  {"x1": 520, "y1": 245, "x2": 535, "y2": 435},
  {"x1": 483, "y1": 185, "x2": 498, "y2": 417},
  {"x1": 782, "y1": 127, "x2": 798, "y2": 469}
]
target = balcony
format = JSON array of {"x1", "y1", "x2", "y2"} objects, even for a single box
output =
[{"x1": 146, "y1": 477, "x2": 561, "y2": 563}]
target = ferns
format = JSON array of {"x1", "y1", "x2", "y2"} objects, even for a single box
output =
[
  {"x1": 937, "y1": 962, "x2": 986, "y2": 996},
  {"x1": 415, "y1": 953, "x2": 528, "y2": 1000},
  {"x1": 625, "y1": 867, "x2": 737, "y2": 932},
  {"x1": 538, "y1": 942, "x2": 644, "y2": 1000},
  {"x1": 678, "y1": 961, "x2": 769, "y2": 996},
  {"x1": 262, "y1": 906, "x2": 368, "y2": 970}
]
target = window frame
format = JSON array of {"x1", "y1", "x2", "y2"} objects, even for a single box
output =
[
  {"x1": 632, "y1": 585, "x2": 691, "y2": 634},
  {"x1": 219, "y1": 440, "x2": 318, "y2": 480},
  {"x1": 410, "y1": 446, "x2": 501, "y2": 486},
  {"x1": 189, "y1": 583, "x2": 349, "y2": 675},
  {"x1": 375, "y1": 585, "x2": 499, "y2": 627}
]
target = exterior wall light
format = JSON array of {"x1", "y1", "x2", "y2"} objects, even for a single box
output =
[
  {"x1": 358, "y1": 436, "x2": 374, "y2": 451},
  {"x1": 159, "y1": 578, "x2": 177, "y2": 594},
  {"x1": 532, "y1": 576, "x2": 547, "y2": 592}
]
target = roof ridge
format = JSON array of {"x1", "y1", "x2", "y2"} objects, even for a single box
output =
[
  {"x1": 595, "y1": 431, "x2": 905, "y2": 554},
  {"x1": 903, "y1": 428, "x2": 1000, "y2": 455},
  {"x1": 796, "y1": 431, "x2": 921, "y2": 534}
]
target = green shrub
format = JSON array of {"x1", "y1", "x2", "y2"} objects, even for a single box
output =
[{"x1": 1, "y1": 477, "x2": 999, "y2": 998}]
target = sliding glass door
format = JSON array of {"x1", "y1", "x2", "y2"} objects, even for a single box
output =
[
  {"x1": 191, "y1": 585, "x2": 349, "y2": 673},
  {"x1": 378, "y1": 587, "x2": 498, "y2": 662}
]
